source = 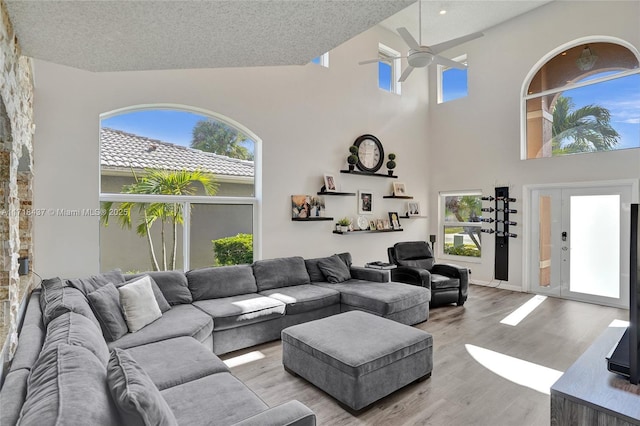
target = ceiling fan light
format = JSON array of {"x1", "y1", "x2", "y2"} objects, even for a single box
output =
[
  {"x1": 439, "y1": 9, "x2": 447, "y2": 15},
  {"x1": 576, "y1": 46, "x2": 598, "y2": 71}
]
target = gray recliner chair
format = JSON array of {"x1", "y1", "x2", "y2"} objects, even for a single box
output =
[{"x1": 387, "y1": 241, "x2": 469, "y2": 307}]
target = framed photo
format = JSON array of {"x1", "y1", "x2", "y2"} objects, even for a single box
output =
[
  {"x1": 369, "y1": 220, "x2": 377, "y2": 230},
  {"x1": 407, "y1": 201, "x2": 421, "y2": 217},
  {"x1": 323, "y1": 174, "x2": 338, "y2": 192},
  {"x1": 291, "y1": 195, "x2": 311, "y2": 219},
  {"x1": 383, "y1": 219, "x2": 391, "y2": 230},
  {"x1": 388, "y1": 211, "x2": 401, "y2": 229},
  {"x1": 392, "y1": 182, "x2": 407, "y2": 196},
  {"x1": 376, "y1": 219, "x2": 384, "y2": 230},
  {"x1": 309, "y1": 195, "x2": 326, "y2": 217},
  {"x1": 358, "y1": 190, "x2": 373, "y2": 214}
]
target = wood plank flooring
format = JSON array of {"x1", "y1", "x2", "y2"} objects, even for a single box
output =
[{"x1": 220, "y1": 285, "x2": 628, "y2": 425}]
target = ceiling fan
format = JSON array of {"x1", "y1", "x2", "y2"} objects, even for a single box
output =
[{"x1": 359, "y1": 1, "x2": 483, "y2": 82}]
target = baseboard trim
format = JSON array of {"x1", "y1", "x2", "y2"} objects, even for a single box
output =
[{"x1": 471, "y1": 280, "x2": 523, "y2": 293}]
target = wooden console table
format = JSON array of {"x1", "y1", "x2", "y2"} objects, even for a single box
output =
[{"x1": 550, "y1": 326, "x2": 640, "y2": 425}]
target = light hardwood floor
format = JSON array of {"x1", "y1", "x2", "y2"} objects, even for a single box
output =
[{"x1": 220, "y1": 285, "x2": 627, "y2": 425}]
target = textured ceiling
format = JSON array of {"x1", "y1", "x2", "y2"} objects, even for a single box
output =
[{"x1": 5, "y1": 0, "x2": 552, "y2": 73}]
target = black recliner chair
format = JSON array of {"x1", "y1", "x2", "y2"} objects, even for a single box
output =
[{"x1": 388, "y1": 241, "x2": 469, "y2": 307}]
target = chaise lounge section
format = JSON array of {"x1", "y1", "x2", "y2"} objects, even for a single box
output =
[{"x1": 0, "y1": 252, "x2": 430, "y2": 425}]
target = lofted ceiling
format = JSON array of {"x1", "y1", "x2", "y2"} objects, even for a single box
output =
[{"x1": 5, "y1": 0, "x2": 552, "y2": 73}]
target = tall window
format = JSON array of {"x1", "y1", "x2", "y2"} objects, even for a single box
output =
[
  {"x1": 523, "y1": 39, "x2": 640, "y2": 159},
  {"x1": 378, "y1": 44, "x2": 401, "y2": 94},
  {"x1": 440, "y1": 192, "x2": 482, "y2": 259},
  {"x1": 438, "y1": 55, "x2": 468, "y2": 103},
  {"x1": 311, "y1": 52, "x2": 329, "y2": 68},
  {"x1": 99, "y1": 107, "x2": 259, "y2": 273}
]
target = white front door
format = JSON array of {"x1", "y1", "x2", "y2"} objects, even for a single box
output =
[{"x1": 530, "y1": 184, "x2": 632, "y2": 308}]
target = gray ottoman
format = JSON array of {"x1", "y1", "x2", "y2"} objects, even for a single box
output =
[{"x1": 282, "y1": 311, "x2": 433, "y2": 411}]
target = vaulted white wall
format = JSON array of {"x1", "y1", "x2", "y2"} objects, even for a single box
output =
[
  {"x1": 427, "y1": 1, "x2": 640, "y2": 290},
  {"x1": 32, "y1": 25, "x2": 430, "y2": 277}
]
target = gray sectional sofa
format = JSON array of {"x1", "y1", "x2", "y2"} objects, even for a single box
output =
[{"x1": 0, "y1": 253, "x2": 430, "y2": 425}]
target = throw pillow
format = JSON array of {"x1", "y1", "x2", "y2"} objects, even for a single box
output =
[
  {"x1": 67, "y1": 269, "x2": 125, "y2": 295},
  {"x1": 107, "y1": 349, "x2": 178, "y2": 426},
  {"x1": 87, "y1": 283, "x2": 129, "y2": 342},
  {"x1": 118, "y1": 276, "x2": 162, "y2": 333},
  {"x1": 317, "y1": 254, "x2": 351, "y2": 283}
]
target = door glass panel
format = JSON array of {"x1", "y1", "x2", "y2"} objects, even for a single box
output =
[
  {"x1": 569, "y1": 194, "x2": 620, "y2": 298},
  {"x1": 538, "y1": 195, "x2": 552, "y2": 288}
]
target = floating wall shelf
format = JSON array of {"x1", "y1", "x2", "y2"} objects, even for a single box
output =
[
  {"x1": 333, "y1": 229, "x2": 403, "y2": 235},
  {"x1": 292, "y1": 217, "x2": 334, "y2": 222},
  {"x1": 340, "y1": 170, "x2": 397, "y2": 179},
  {"x1": 383, "y1": 195, "x2": 413, "y2": 199},
  {"x1": 317, "y1": 191, "x2": 356, "y2": 196}
]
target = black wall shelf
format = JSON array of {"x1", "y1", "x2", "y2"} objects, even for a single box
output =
[
  {"x1": 400, "y1": 215, "x2": 427, "y2": 219},
  {"x1": 292, "y1": 217, "x2": 334, "y2": 222},
  {"x1": 340, "y1": 170, "x2": 397, "y2": 179},
  {"x1": 317, "y1": 191, "x2": 356, "y2": 196},
  {"x1": 333, "y1": 229, "x2": 403, "y2": 235},
  {"x1": 383, "y1": 195, "x2": 413, "y2": 199}
]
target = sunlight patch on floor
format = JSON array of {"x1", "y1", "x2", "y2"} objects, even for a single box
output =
[
  {"x1": 609, "y1": 319, "x2": 630, "y2": 328},
  {"x1": 223, "y1": 351, "x2": 266, "y2": 368},
  {"x1": 500, "y1": 295, "x2": 547, "y2": 326},
  {"x1": 465, "y1": 344, "x2": 563, "y2": 395}
]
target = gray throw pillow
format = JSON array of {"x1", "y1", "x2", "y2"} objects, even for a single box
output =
[
  {"x1": 67, "y1": 269, "x2": 125, "y2": 295},
  {"x1": 317, "y1": 254, "x2": 351, "y2": 283},
  {"x1": 118, "y1": 276, "x2": 162, "y2": 333},
  {"x1": 87, "y1": 283, "x2": 129, "y2": 342},
  {"x1": 107, "y1": 349, "x2": 178, "y2": 426}
]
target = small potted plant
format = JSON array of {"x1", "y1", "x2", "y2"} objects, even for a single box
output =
[
  {"x1": 386, "y1": 153, "x2": 396, "y2": 176},
  {"x1": 337, "y1": 217, "x2": 351, "y2": 233},
  {"x1": 347, "y1": 146, "x2": 359, "y2": 171}
]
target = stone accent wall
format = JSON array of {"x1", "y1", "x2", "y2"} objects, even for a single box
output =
[{"x1": 0, "y1": 0, "x2": 35, "y2": 360}]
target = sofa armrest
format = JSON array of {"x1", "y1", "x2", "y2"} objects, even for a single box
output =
[
  {"x1": 432, "y1": 263, "x2": 469, "y2": 304},
  {"x1": 232, "y1": 400, "x2": 316, "y2": 426},
  {"x1": 390, "y1": 267, "x2": 431, "y2": 290},
  {"x1": 350, "y1": 266, "x2": 388, "y2": 282}
]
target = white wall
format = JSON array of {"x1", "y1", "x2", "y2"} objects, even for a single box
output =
[
  {"x1": 427, "y1": 1, "x2": 640, "y2": 290},
  {"x1": 32, "y1": 25, "x2": 430, "y2": 277}
]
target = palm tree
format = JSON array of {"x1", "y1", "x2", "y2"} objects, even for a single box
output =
[
  {"x1": 101, "y1": 169, "x2": 217, "y2": 271},
  {"x1": 551, "y1": 96, "x2": 620, "y2": 155},
  {"x1": 445, "y1": 196, "x2": 482, "y2": 251}
]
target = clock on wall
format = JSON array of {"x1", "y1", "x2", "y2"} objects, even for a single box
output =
[{"x1": 353, "y1": 134, "x2": 384, "y2": 173}]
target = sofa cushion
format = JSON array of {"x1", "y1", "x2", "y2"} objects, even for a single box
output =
[
  {"x1": 19, "y1": 344, "x2": 119, "y2": 426},
  {"x1": 42, "y1": 312, "x2": 110, "y2": 366},
  {"x1": 10, "y1": 324, "x2": 45, "y2": 372},
  {"x1": 260, "y1": 285, "x2": 340, "y2": 315},
  {"x1": 187, "y1": 265, "x2": 257, "y2": 301},
  {"x1": 118, "y1": 276, "x2": 163, "y2": 333},
  {"x1": 107, "y1": 349, "x2": 178, "y2": 426},
  {"x1": 431, "y1": 274, "x2": 460, "y2": 290},
  {"x1": 124, "y1": 336, "x2": 229, "y2": 391},
  {"x1": 0, "y1": 369, "x2": 29, "y2": 426},
  {"x1": 305, "y1": 252, "x2": 352, "y2": 282},
  {"x1": 39, "y1": 278, "x2": 100, "y2": 329},
  {"x1": 67, "y1": 269, "x2": 126, "y2": 295},
  {"x1": 315, "y1": 281, "x2": 430, "y2": 316},
  {"x1": 193, "y1": 294, "x2": 285, "y2": 331},
  {"x1": 87, "y1": 283, "x2": 129, "y2": 341},
  {"x1": 23, "y1": 290, "x2": 44, "y2": 330},
  {"x1": 317, "y1": 254, "x2": 352, "y2": 283},
  {"x1": 108, "y1": 304, "x2": 213, "y2": 351},
  {"x1": 127, "y1": 271, "x2": 192, "y2": 305},
  {"x1": 161, "y1": 373, "x2": 268, "y2": 426},
  {"x1": 252, "y1": 257, "x2": 310, "y2": 291}
]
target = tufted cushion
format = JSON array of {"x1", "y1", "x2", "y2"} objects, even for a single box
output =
[
  {"x1": 187, "y1": 265, "x2": 257, "y2": 300},
  {"x1": 252, "y1": 257, "x2": 311, "y2": 291}
]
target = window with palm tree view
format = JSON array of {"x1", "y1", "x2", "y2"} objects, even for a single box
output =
[
  {"x1": 99, "y1": 108, "x2": 256, "y2": 273},
  {"x1": 441, "y1": 193, "x2": 482, "y2": 258},
  {"x1": 524, "y1": 41, "x2": 639, "y2": 159}
]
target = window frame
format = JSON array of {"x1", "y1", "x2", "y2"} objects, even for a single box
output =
[
  {"x1": 378, "y1": 43, "x2": 401, "y2": 95},
  {"x1": 311, "y1": 52, "x2": 329, "y2": 68},
  {"x1": 438, "y1": 190, "x2": 483, "y2": 263},
  {"x1": 437, "y1": 54, "x2": 468, "y2": 104},
  {"x1": 520, "y1": 36, "x2": 640, "y2": 160},
  {"x1": 98, "y1": 104, "x2": 262, "y2": 271}
]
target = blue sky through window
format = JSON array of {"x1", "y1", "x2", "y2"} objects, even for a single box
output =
[
  {"x1": 442, "y1": 68, "x2": 468, "y2": 102},
  {"x1": 379, "y1": 62, "x2": 392, "y2": 91}
]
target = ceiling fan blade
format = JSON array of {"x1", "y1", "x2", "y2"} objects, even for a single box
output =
[
  {"x1": 429, "y1": 32, "x2": 484, "y2": 55},
  {"x1": 397, "y1": 27, "x2": 420, "y2": 50},
  {"x1": 398, "y1": 66, "x2": 415, "y2": 83},
  {"x1": 433, "y1": 55, "x2": 467, "y2": 70},
  {"x1": 359, "y1": 59, "x2": 381, "y2": 65}
]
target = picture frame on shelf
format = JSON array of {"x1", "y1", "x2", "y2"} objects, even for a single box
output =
[
  {"x1": 369, "y1": 220, "x2": 377, "y2": 230},
  {"x1": 323, "y1": 173, "x2": 338, "y2": 192},
  {"x1": 388, "y1": 211, "x2": 401, "y2": 229},
  {"x1": 358, "y1": 190, "x2": 373, "y2": 214},
  {"x1": 392, "y1": 182, "x2": 407, "y2": 196},
  {"x1": 383, "y1": 219, "x2": 391, "y2": 230},
  {"x1": 376, "y1": 219, "x2": 384, "y2": 230},
  {"x1": 292, "y1": 195, "x2": 325, "y2": 218},
  {"x1": 407, "y1": 201, "x2": 421, "y2": 217}
]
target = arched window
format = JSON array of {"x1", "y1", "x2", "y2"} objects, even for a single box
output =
[
  {"x1": 98, "y1": 106, "x2": 260, "y2": 272},
  {"x1": 523, "y1": 39, "x2": 640, "y2": 159}
]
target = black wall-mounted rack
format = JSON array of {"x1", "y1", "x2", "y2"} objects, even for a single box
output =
[{"x1": 481, "y1": 186, "x2": 517, "y2": 281}]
